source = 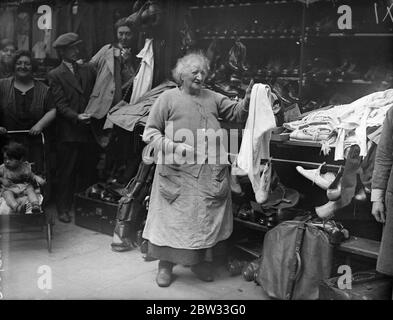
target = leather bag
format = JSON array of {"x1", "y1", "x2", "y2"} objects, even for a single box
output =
[{"x1": 256, "y1": 216, "x2": 333, "y2": 300}]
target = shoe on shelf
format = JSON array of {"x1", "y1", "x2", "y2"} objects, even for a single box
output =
[
  {"x1": 213, "y1": 82, "x2": 239, "y2": 97},
  {"x1": 58, "y1": 212, "x2": 71, "y2": 223},
  {"x1": 296, "y1": 163, "x2": 336, "y2": 190},
  {"x1": 31, "y1": 203, "x2": 42, "y2": 214}
]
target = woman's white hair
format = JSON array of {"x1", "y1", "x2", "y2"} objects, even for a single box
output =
[{"x1": 172, "y1": 51, "x2": 210, "y2": 85}]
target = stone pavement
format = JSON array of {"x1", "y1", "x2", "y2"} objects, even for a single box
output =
[{"x1": 0, "y1": 210, "x2": 267, "y2": 300}]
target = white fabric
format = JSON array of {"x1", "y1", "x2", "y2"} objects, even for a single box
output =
[
  {"x1": 236, "y1": 83, "x2": 276, "y2": 203},
  {"x1": 284, "y1": 89, "x2": 393, "y2": 160},
  {"x1": 129, "y1": 38, "x2": 154, "y2": 104}
]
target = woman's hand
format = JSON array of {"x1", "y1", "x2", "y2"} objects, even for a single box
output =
[
  {"x1": 34, "y1": 176, "x2": 46, "y2": 186},
  {"x1": 372, "y1": 200, "x2": 386, "y2": 223},
  {"x1": 244, "y1": 79, "x2": 254, "y2": 103},
  {"x1": 0, "y1": 127, "x2": 7, "y2": 135},
  {"x1": 174, "y1": 143, "x2": 194, "y2": 164},
  {"x1": 29, "y1": 124, "x2": 43, "y2": 135}
]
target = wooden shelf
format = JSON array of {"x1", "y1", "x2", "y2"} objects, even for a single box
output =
[
  {"x1": 324, "y1": 79, "x2": 373, "y2": 85},
  {"x1": 200, "y1": 35, "x2": 301, "y2": 40},
  {"x1": 307, "y1": 32, "x2": 393, "y2": 38},
  {"x1": 234, "y1": 217, "x2": 269, "y2": 232},
  {"x1": 234, "y1": 242, "x2": 263, "y2": 258},
  {"x1": 338, "y1": 237, "x2": 380, "y2": 260},
  {"x1": 270, "y1": 138, "x2": 323, "y2": 148},
  {"x1": 190, "y1": 0, "x2": 297, "y2": 9}
]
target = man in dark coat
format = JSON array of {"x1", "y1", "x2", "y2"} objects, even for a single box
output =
[{"x1": 48, "y1": 32, "x2": 98, "y2": 223}]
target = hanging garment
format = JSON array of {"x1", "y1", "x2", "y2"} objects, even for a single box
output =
[
  {"x1": 0, "y1": 7, "x2": 16, "y2": 41},
  {"x1": 32, "y1": 13, "x2": 54, "y2": 59},
  {"x1": 129, "y1": 38, "x2": 154, "y2": 104},
  {"x1": 107, "y1": 80, "x2": 177, "y2": 132},
  {"x1": 235, "y1": 83, "x2": 277, "y2": 203}
]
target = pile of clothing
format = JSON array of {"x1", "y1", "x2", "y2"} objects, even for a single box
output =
[
  {"x1": 106, "y1": 80, "x2": 177, "y2": 132},
  {"x1": 284, "y1": 89, "x2": 393, "y2": 160}
]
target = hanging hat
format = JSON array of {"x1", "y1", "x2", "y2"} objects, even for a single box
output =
[{"x1": 53, "y1": 33, "x2": 82, "y2": 49}]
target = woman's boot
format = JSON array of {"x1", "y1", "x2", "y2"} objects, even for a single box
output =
[{"x1": 156, "y1": 260, "x2": 174, "y2": 287}]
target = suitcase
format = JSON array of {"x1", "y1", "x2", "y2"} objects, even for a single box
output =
[
  {"x1": 74, "y1": 193, "x2": 118, "y2": 236},
  {"x1": 319, "y1": 270, "x2": 393, "y2": 300}
]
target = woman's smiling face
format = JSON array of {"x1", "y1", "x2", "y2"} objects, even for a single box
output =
[
  {"x1": 181, "y1": 60, "x2": 208, "y2": 94},
  {"x1": 14, "y1": 55, "x2": 33, "y2": 79}
]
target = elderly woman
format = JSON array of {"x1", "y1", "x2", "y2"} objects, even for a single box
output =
[
  {"x1": 0, "y1": 39, "x2": 17, "y2": 79},
  {"x1": 0, "y1": 50, "x2": 56, "y2": 173},
  {"x1": 142, "y1": 52, "x2": 252, "y2": 287}
]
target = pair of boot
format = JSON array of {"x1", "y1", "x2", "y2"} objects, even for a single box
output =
[{"x1": 156, "y1": 261, "x2": 214, "y2": 288}]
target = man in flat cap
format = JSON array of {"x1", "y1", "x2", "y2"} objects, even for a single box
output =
[{"x1": 48, "y1": 32, "x2": 99, "y2": 223}]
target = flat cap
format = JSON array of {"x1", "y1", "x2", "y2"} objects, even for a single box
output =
[{"x1": 53, "y1": 32, "x2": 82, "y2": 49}]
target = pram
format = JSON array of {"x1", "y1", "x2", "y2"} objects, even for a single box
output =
[{"x1": 0, "y1": 130, "x2": 54, "y2": 252}]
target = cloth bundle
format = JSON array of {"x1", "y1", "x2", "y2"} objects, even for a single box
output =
[{"x1": 284, "y1": 89, "x2": 393, "y2": 160}]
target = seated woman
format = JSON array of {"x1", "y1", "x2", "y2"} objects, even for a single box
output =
[{"x1": 0, "y1": 50, "x2": 56, "y2": 176}]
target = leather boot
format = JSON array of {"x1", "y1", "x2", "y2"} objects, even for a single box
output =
[
  {"x1": 156, "y1": 260, "x2": 174, "y2": 287},
  {"x1": 191, "y1": 262, "x2": 214, "y2": 282},
  {"x1": 326, "y1": 166, "x2": 344, "y2": 201},
  {"x1": 255, "y1": 161, "x2": 272, "y2": 204},
  {"x1": 340, "y1": 144, "x2": 362, "y2": 205},
  {"x1": 296, "y1": 163, "x2": 336, "y2": 190},
  {"x1": 316, "y1": 145, "x2": 362, "y2": 219},
  {"x1": 354, "y1": 174, "x2": 367, "y2": 201}
]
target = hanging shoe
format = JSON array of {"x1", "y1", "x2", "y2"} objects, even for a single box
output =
[
  {"x1": 255, "y1": 160, "x2": 272, "y2": 204},
  {"x1": 315, "y1": 200, "x2": 340, "y2": 220},
  {"x1": 326, "y1": 166, "x2": 344, "y2": 201},
  {"x1": 340, "y1": 144, "x2": 362, "y2": 205},
  {"x1": 296, "y1": 163, "x2": 336, "y2": 190},
  {"x1": 354, "y1": 174, "x2": 367, "y2": 202}
]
